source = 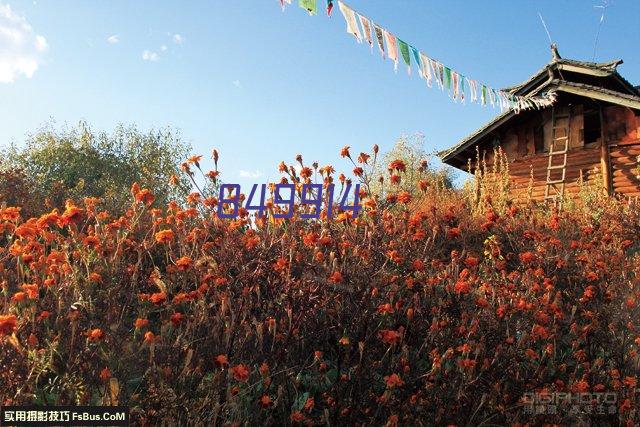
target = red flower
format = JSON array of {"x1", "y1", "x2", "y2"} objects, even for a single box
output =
[
  {"x1": 519, "y1": 251, "x2": 536, "y2": 264},
  {"x1": 215, "y1": 354, "x2": 229, "y2": 368},
  {"x1": 384, "y1": 373, "x2": 404, "y2": 388},
  {"x1": 134, "y1": 318, "x2": 149, "y2": 329},
  {"x1": 0, "y1": 314, "x2": 18, "y2": 336},
  {"x1": 230, "y1": 364, "x2": 250, "y2": 382},
  {"x1": 175, "y1": 256, "x2": 192, "y2": 271},
  {"x1": 87, "y1": 328, "x2": 104, "y2": 342},
  {"x1": 329, "y1": 271, "x2": 343, "y2": 284},
  {"x1": 379, "y1": 329, "x2": 401, "y2": 345},
  {"x1": 388, "y1": 159, "x2": 406, "y2": 172}
]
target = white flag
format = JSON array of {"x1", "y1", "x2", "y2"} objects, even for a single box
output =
[{"x1": 338, "y1": 1, "x2": 362, "y2": 43}]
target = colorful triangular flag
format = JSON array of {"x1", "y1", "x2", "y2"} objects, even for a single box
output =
[
  {"x1": 373, "y1": 23, "x2": 385, "y2": 58},
  {"x1": 358, "y1": 14, "x2": 373, "y2": 48},
  {"x1": 298, "y1": 0, "x2": 317, "y2": 15},
  {"x1": 398, "y1": 39, "x2": 411, "y2": 75},
  {"x1": 383, "y1": 29, "x2": 398, "y2": 72}
]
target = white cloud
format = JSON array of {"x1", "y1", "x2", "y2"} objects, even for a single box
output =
[
  {"x1": 142, "y1": 50, "x2": 158, "y2": 61},
  {"x1": 0, "y1": 2, "x2": 47, "y2": 83},
  {"x1": 106, "y1": 34, "x2": 119, "y2": 44},
  {"x1": 232, "y1": 79, "x2": 242, "y2": 88},
  {"x1": 160, "y1": 44, "x2": 167, "y2": 51},
  {"x1": 239, "y1": 169, "x2": 263, "y2": 179},
  {"x1": 172, "y1": 33, "x2": 184, "y2": 44}
]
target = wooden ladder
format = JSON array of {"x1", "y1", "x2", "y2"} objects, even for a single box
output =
[{"x1": 544, "y1": 107, "x2": 572, "y2": 206}]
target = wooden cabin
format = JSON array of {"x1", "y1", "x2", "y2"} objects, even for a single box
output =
[{"x1": 439, "y1": 46, "x2": 640, "y2": 202}]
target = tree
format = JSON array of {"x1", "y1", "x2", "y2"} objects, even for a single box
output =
[
  {"x1": 369, "y1": 133, "x2": 454, "y2": 196},
  {"x1": 1, "y1": 121, "x2": 191, "y2": 215}
]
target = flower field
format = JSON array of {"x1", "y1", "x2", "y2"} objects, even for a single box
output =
[{"x1": 1, "y1": 147, "x2": 639, "y2": 425}]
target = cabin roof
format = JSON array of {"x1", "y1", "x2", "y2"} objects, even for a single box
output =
[{"x1": 439, "y1": 52, "x2": 640, "y2": 168}]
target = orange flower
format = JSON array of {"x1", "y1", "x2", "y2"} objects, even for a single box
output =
[
  {"x1": 519, "y1": 251, "x2": 536, "y2": 264},
  {"x1": 290, "y1": 411, "x2": 305, "y2": 422},
  {"x1": 0, "y1": 206, "x2": 21, "y2": 221},
  {"x1": 377, "y1": 303, "x2": 394, "y2": 315},
  {"x1": 329, "y1": 271, "x2": 343, "y2": 284},
  {"x1": 340, "y1": 146, "x2": 351, "y2": 158},
  {"x1": 175, "y1": 256, "x2": 192, "y2": 271},
  {"x1": 144, "y1": 331, "x2": 156, "y2": 343},
  {"x1": 61, "y1": 200, "x2": 84, "y2": 225},
  {"x1": 339, "y1": 336, "x2": 350, "y2": 346},
  {"x1": 454, "y1": 280, "x2": 470, "y2": 294},
  {"x1": 134, "y1": 318, "x2": 149, "y2": 329},
  {"x1": 215, "y1": 354, "x2": 229, "y2": 368},
  {"x1": 230, "y1": 364, "x2": 250, "y2": 382},
  {"x1": 135, "y1": 189, "x2": 155, "y2": 205},
  {"x1": 170, "y1": 312, "x2": 184, "y2": 326},
  {"x1": 22, "y1": 283, "x2": 39, "y2": 299},
  {"x1": 89, "y1": 272, "x2": 102, "y2": 283},
  {"x1": 150, "y1": 292, "x2": 167, "y2": 305},
  {"x1": 0, "y1": 314, "x2": 18, "y2": 336},
  {"x1": 623, "y1": 376, "x2": 637, "y2": 388},
  {"x1": 83, "y1": 235, "x2": 100, "y2": 248},
  {"x1": 155, "y1": 229, "x2": 175, "y2": 244},
  {"x1": 99, "y1": 367, "x2": 111, "y2": 381},
  {"x1": 389, "y1": 159, "x2": 406, "y2": 172},
  {"x1": 357, "y1": 152, "x2": 370, "y2": 164},
  {"x1": 259, "y1": 395, "x2": 272, "y2": 408},
  {"x1": 464, "y1": 256, "x2": 479, "y2": 268},
  {"x1": 384, "y1": 373, "x2": 404, "y2": 388},
  {"x1": 304, "y1": 396, "x2": 315, "y2": 411},
  {"x1": 187, "y1": 155, "x2": 203, "y2": 165},
  {"x1": 87, "y1": 328, "x2": 104, "y2": 342},
  {"x1": 379, "y1": 329, "x2": 401, "y2": 345},
  {"x1": 11, "y1": 292, "x2": 26, "y2": 303}
]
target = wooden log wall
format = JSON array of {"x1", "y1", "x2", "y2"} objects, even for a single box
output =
[{"x1": 604, "y1": 106, "x2": 640, "y2": 198}]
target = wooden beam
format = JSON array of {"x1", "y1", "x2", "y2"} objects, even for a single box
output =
[
  {"x1": 557, "y1": 83, "x2": 640, "y2": 110},
  {"x1": 557, "y1": 64, "x2": 612, "y2": 77}
]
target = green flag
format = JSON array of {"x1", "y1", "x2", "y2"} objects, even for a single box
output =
[
  {"x1": 444, "y1": 67, "x2": 452, "y2": 90},
  {"x1": 398, "y1": 39, "x2": 411, "y2": 67},
  {"x1": 481, "y1": 85, "x2": 487, "y2": 105},
  {"x1": 299, "y1": 0, "x2": 317, "y2": 15}
]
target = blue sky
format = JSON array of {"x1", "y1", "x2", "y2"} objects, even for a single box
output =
[{"x1": 0, "y1": 0, "x2": 638, "y2": 186}]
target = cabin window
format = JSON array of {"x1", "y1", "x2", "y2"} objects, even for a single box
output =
[
  {"x1": 583, "y1": 109, "x2": 602, "y2": 145},
  {"x1": 534, "y1": 125, "x2": 545, "y2": 153}
]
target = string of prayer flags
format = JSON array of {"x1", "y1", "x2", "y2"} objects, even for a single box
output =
[
  {"x1": 338, "y1": 1, "x2": 362, "y2": 42},
  {"x1": 358, "y1": 14, "x2": 373, "y2": 48},
  {"x1": 398, "y1": 39, "x2": 411, "y2": 75},
  {"x1": 299, "y1": 0, "x2": 317, "y2": 15},
  {"x1": 383, "y1": 29, "x2": 399, "y2": 72},
  {"x1": 283, "y1": 0, "x2": 556, "y2": 112}
]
